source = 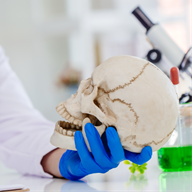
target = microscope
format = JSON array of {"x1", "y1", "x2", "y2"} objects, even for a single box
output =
[{"x1": 132, "y1": 7, "x2": 192, "y2": 103}]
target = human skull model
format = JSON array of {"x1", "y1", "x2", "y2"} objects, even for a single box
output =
[{"x1": 50, "y1": 55, "x2": 179, "y2": 153}]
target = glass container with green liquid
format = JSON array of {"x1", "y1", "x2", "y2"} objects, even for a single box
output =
[{"x1": 158, "y1": 103, "x2": 192, "y2": 172}]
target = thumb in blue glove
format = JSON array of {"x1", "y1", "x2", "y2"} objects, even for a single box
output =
[{"x1": 59, "y1": 123, "x2": 152, "y2": 180}]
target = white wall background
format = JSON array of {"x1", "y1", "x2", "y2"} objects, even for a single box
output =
[{"x1": 0, "y1": 0, "x2": 71, "y2": 122}]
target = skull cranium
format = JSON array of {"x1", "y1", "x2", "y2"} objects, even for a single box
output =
[{"x1": 50, "y1": 55, "x2": 179, "y2": 152}]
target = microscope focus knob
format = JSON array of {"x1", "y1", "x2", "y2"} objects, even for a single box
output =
[{"x1": 147, "y1": 49, "x2": 162, "y2": 64}]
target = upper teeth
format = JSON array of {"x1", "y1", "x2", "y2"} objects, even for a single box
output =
[
  {"x1": 62, "y1": 112, "x2": 68, "y2": 118},
  {"x1": 56, "y1": 103, "x2": 82, "y2": 126}
]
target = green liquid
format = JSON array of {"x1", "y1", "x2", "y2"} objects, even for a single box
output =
[{"x1": 158, "y1": 146, "x2": 192, "y2": 172}]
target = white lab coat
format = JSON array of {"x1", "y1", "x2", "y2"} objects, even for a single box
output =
[{"x1": 0, "y1": 46, "x2": 56, "y2": 177}]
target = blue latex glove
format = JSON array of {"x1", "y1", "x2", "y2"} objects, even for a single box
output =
[{"x1": 59, "y1": 123, "x2": 152, "y2": 180}]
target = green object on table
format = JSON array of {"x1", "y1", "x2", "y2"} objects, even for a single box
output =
[
  {"x1": 124, "y1": 160, "x2": 147, "y2": 174},
  {"x1": 158, "y1": 145, "x2": 192, "y2": 172},
  {"x1": 158, "y1": 103, "x2": 192, "y2": 172}
]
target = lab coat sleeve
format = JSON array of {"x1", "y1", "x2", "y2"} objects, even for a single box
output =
[{"x1": 0, "y1": 46, "x2": 56, "y2": 178}]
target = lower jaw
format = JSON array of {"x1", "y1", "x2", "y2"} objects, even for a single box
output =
[
  {"x1": 50, "y1": 120, "x2": 82, "y2": 151},
  {"x1": 50, "y1": 130, "x2": 77, "y2": 150},
  {"x1": 50, "y1": 118, "x2": 106, "y2": 151}
]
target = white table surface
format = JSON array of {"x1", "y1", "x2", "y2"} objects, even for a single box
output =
[{"x1": 0, "y1": 152, "x2": 192, "y2": 192}]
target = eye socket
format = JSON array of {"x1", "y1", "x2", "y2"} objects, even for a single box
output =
[{"x1": 84, "y1": 84, "x2": 94, "y2": 95}]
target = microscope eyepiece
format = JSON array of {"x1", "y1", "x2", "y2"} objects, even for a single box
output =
[{"x1": 132, "y1": 6, "x2": 154, "y2": 31}]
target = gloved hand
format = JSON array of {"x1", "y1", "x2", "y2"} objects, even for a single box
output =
[{"x1": 59, "y1": 123, "x2": 152, "y2": 180}]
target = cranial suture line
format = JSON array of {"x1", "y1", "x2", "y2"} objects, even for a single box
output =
[{"x1": 51, "y1": 56, "x2": 179, "y2": 153}]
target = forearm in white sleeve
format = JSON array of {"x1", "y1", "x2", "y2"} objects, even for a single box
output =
[{"x1": 0, "y1": 46, "x2": 56, "y2": 177}]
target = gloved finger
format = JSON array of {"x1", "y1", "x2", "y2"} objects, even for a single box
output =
[
  {"x1": 105, "y1": 127, "x2": 125, "y2": 164},
  {"x1": 85, "y1": 123, "x2": 111, "y2": 167},
  {"x1": 124, "y1": 146, "x2": 152, "y2": 165},
  {"x1": 75, "y1": 131, "x2": 104, "y2": 173},
  {"x1": 74, "y1": 131, "x2": 94, "y2": 166}
]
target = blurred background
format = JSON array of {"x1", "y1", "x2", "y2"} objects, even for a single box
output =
[{"x1": 0, "y1": 0, "x2": 191, "y2": 122}]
